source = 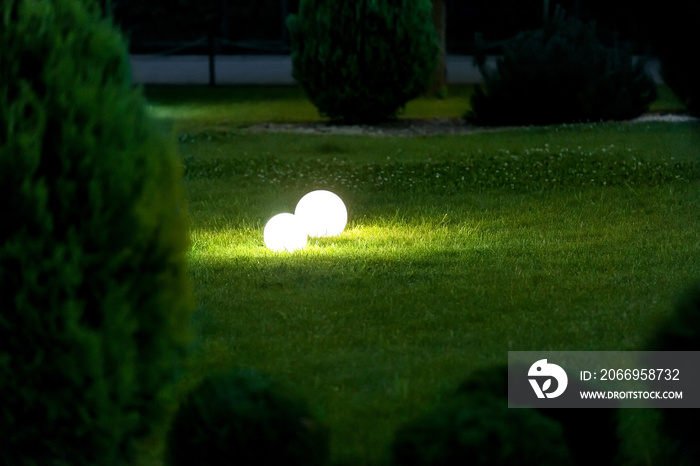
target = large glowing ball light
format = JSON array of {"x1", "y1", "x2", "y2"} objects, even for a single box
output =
[
  {"x1": 263, "y1": 213, "x2": 307, "y2": 252},
  {"x1": 295, "y1": 190, "x2": 347, "y2": 237}
]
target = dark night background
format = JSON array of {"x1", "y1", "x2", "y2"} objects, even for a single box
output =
[{"x1": 106, "y1": 0, "x2": 669, "y2": 55}]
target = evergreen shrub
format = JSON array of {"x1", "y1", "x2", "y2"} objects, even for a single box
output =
[
  {"x1": 287, "y1": 0, "x2": 439, "y2": 123},
  {"x1": 653, "y1": 2, "x2": 700, "y2": 116},
  {"x1": 391, "y1": 392, "x2": 573, "y2": 466},
  {"x1": 659, "y1": 53, "x2": 700, "y2": 116},
  {"x1": 0, "y1": 0, "x2": 192, "y2": 464},
  {"x1": 467, "y1": 10, "x2": 657, "y2": 126},
  {"x1": 165, "y1": 368, "x2": 329, "y2": 466},
  {"x1": 646, "y1": 283, "x2": 700, "y2": 465},
  {"x1": 456, "y1": 366, "x2": 619, "y2": 466}
]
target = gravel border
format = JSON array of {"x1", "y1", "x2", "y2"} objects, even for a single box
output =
[
  {"x1": 248, "y1": 118, "x2": 493, "y2": 137},
  {"x1": 247, "y1": 114, "x2": 698, "y2": 137}
]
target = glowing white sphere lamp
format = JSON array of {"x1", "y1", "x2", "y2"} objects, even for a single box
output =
[
  {"x1": 263, "y1": 213, "x2": 307, "y2": 252},
  {"x1": 295, "y1": 190, "x2": 347, "y2": 237}
]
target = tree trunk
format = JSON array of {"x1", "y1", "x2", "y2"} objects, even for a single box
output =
[{"x1": 429, "y1": 0, "x2": 447, "y2": 97}]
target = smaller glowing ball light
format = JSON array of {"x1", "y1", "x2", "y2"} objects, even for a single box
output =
[
  {"x1": 263, "y1": 213, "x2": 307, "y2": 252},
  {"x1": 295, "y1": 190, "x2": 347, "y2": 237}
]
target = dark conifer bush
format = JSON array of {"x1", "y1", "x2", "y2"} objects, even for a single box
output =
[
  {"x1": 456, "y1": 366, "x2": 619, "y2": 466},
  {"x1": 391, "y1": 392, "x2": 573, "y2": 466},
  {"x1": 165, "y1": 369, "x2": 329, "y2": 466},
  {"x1": 646, "y1": 283, "x2": 700, "y2": 465},
  {"x1": 659, "y1": 54, "x2": 700, "y2": 117},
  {"x1": 0, "y1": 0, "x2": 192, "y2": 464},
  {"x1": 652, "y1": 1, "x2": 700, "y2": 116},
  {"x1": 467, "y1": 10, "x2": 657, "y2": 126},
  {"x1": 647, "y1": 283, "x2": 700, "y2": 352},
  {"x1": 287, "y1": 0, "x2": 439, "y2": 123}
]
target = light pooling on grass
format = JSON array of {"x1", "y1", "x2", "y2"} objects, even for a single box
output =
[
  {"x1": 186, "y1": 185, "x2": 700, "y2": 466},
  {"x1": 190, "y1": 217, "x2": 479, "y2": 260},
  {"x1": 181, "y1": 121, "x2": 700, "y2": 466}
]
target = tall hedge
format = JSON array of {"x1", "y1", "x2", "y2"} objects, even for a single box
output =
[
  {"x1": 467, "y1": 10, "x2": 657, "y2": 126},
  {"x1": 0, "y1": 0, "x2": 193, "y2": 464},
  {"x1": 287, "y1": 0, "x2": 439, "y2": 123}
]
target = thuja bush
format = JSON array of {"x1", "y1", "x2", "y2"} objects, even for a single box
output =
[
  {"x1": 456, "y1": 366, "x2": 619, "y2": 466},
  {"x1": 0, "y1": 0, "x2": 192, "y2": 464},
  {"x1": 467, "y1": 11, "x2": 657, "y2": 126},
  {"x1": 646, "y1": 283, "x2": 700, "y2": 465},
  {"x1": 287, "y1": 0, "x2": 439, "y2": 123},
  {"x1": 653, "y1": 2, "x2": 700, "y2": 116},
  {"x1": 166, "y1": 369, "x2": 329, "y2": 466},
  {"x1": 659, "y1": 52, "x2": 700, "y2": 117},
  {"x1": 391, "y1": 392, "x2": 573, "y2": 466}
]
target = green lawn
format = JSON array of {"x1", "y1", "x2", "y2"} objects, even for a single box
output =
[
  {"x1": 144, "y1": 84, "x2": 684, "y2": 132},
  {"x1": 145, "y1": 85, "x2": 699, "y2": 466}
]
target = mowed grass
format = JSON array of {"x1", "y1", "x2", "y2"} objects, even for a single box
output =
[
  {"x1": 144, "y1": 83, "x2": 684, "y2": 132},
  {"x1": 147, "y1": 86, "x2": 699, "y2": 466}
]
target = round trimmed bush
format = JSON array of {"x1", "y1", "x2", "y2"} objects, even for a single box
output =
[
  {"x1": 652, "y1": 1, "x2": 700, "y2": 116},
  {"x1": 391, "y1": 392, "x2": 573, "y2": 466},
  {"x1": 659, "y1": 53, "x2": 700, "y2": 117},
  {"x1": 467, "y1": 11, "x2": 657, "y2": 126},
  {"x1": 165, "y1": 369, "x2": 329, "y2": 466},
  {"x1": 647, "y1": 283, "x2": 700, "y2": 352},
  {"x1": 646, "y1": 283, "x2": 700, "y2": 465},
  {"x1": 456, "y1": 365, "x2": 619, "y2": 466},
  {"x1": 0, "y1": 0, "x2": 193, "y2": 464},
  {"x1": 287, "y1": 0, "x2": 439, "y2": 123}
]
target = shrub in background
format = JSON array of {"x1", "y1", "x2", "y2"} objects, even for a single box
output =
[
  {"x1": 646, "y1": 283, "x2": 700, "y2": 465},
  {"x1": 166, "y1": 368, "x2": 329, "y2": 466},
  {"x1": 467, "y1": 10, "x2": 657, "y2": 126},
  {"x1": 287, "y1": 0, "x2": 439, "y2": 123},
  {"x1": 651, "y1": 1, "x2": 700, "y2": 116},
  {"x1": 0, "y1": 0, "x2": 192, "y2": 464},
  {"x1": 659, "y1": 52, "x2": 700, "y2": 117}
]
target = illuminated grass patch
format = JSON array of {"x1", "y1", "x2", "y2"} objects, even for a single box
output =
[{"x1": 175, "y1": 116, "x2": 699, "y2": 466}]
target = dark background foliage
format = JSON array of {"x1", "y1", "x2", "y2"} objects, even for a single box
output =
[
  {"x1": 287, "y1": 0, "x2": 439, "y2": 122},
  {"x1": 467, "y1": 11, "x2": 657, "y2": 126},
  {"x1": 110, "y1": 0, "x2": 662, "y2": 55}
]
